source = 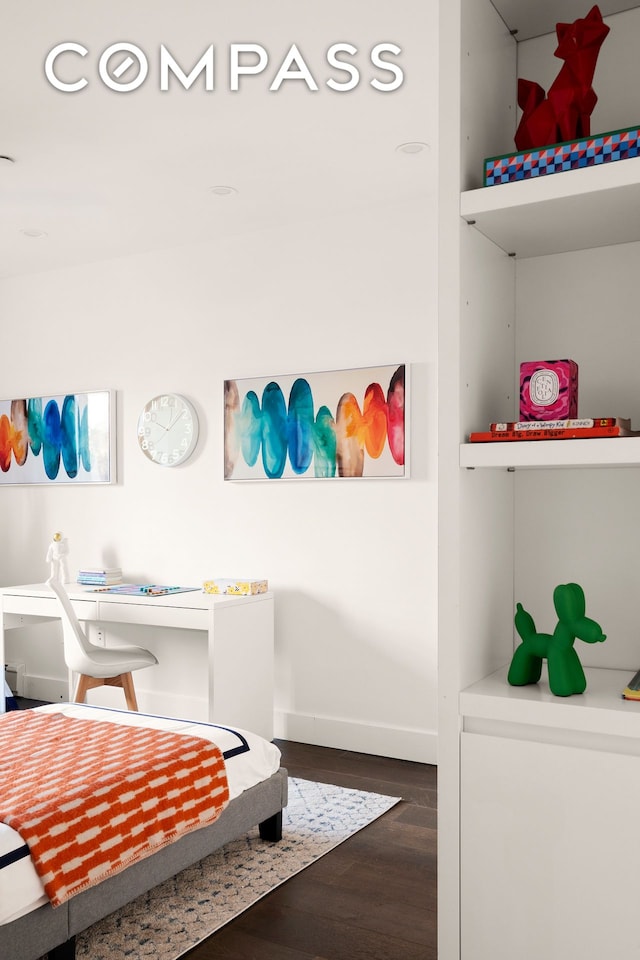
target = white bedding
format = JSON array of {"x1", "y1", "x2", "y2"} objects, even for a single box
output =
[{"x1": 0, "y1": 703, "x2": 281, "y2": 925}]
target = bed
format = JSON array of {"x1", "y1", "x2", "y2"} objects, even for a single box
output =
[{"x1": 0, "y1": 703, "x2": 288, "y2": 960}]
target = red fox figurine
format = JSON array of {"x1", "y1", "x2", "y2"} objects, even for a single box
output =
[{"x1": 515, "y1": 5, "x2": 610, "y2": 151}]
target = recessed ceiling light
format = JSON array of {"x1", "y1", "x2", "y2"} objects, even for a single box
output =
[
  {"x1": 395, "y1": 141, "x2": 430, "y2": 155},
  {"x1": 210, "y1": 185, "x2": 238, "y2": 197},
  {"x1": 20, "y1": 228, "x2": 48, "y2": 239}
]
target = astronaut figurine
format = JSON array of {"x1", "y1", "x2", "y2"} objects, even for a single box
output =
[{"x1": 46, "y1": 532, "x2": 70, "y2": 583}]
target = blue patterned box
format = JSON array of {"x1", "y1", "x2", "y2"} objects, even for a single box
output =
[{"x1": 484, "y1": 125, "x2": 640, "y2": 186}]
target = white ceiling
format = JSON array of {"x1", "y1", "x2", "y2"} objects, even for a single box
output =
[{"x1": 0, "y1": 1, "x2": 434, "y2": 280}]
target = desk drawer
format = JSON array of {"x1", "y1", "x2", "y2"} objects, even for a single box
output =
[
  {"x1": 97, "y1": 602, "x2": 208, "y2": 631},
  {"x1": 2, "y1": 595, "x2": 97, "y2": 621}
]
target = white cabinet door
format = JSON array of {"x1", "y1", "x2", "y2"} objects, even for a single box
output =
[{"x1": 461, "y1": 731, "x2": 640, "y2": 959}]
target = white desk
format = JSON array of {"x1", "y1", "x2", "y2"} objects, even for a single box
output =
[{"x1": 0, "y1": 583, "x2": 274, "y2": 740}]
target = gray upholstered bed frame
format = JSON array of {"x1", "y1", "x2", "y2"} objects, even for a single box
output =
[{"x1": 1, "y1": 766, "x2": 288, "y2": 960}]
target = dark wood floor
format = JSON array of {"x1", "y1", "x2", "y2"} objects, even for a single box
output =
[{"x1": 184, "y1": 739, "x2": 437, "y2": 960}]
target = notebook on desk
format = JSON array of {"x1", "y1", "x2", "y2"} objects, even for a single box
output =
[{"x1": 89, "y1": 584, "x2": 200, "y2": 597}]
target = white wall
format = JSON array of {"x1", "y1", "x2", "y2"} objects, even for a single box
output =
[{"x1": 0, "y1": 198, "x2": 438, "y2": 761}]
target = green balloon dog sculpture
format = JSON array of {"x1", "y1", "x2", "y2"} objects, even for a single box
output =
[{"x1": 508, "y1": 583, "x2": 606, "y2": 697}]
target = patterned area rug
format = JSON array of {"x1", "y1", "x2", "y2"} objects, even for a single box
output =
[{"x1": 77, "y1": 777, "x2": 400, "y2": 960}]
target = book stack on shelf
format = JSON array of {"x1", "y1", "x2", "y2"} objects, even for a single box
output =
[
  {"x1": 77, "y1": 566, "x2": 123, "y2": 586},
  {"x1": 469, "y1": 417, "x2": 640, "y2": 443}
]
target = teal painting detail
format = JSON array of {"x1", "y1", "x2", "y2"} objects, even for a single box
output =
[
  {"x1": 313, "y1": 406, "x2": 337, "y2": 478},
  {"x1": 78, "y1": 403, "x2": 91, "y2": 473},
  {"x1": 262, "y1": 383, "x2": 288, "y2": 479},
  {"x1": 239, "y1": 391, "x2": 262, "y2": 467},
  {"x1": 224, "y1": 364, "x2": 406, "y2": 480},
  {"x1": 78, "y1": 406, "x2": 91, "y2": 473},
  {"x1": 61, "y1": 394, "x2": 78, "y2": 478},
  {"x1": 43, "y1": 399, "x2": 62, "y2": 479},
  {"x1": 287, "y1": 378, "x2": 314, "y2": 475},
  {"x1": 27, "y1": 398, "x2": 44, "y2": 456}
]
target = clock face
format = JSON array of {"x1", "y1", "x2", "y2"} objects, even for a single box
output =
[{"x1": 137, "y1": 394, "x2": 199, "y2": 466}]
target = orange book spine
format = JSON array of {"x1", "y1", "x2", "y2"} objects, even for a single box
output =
[
  {"x1": 490, "y1": 417, "x2": 618, "y2": 433},
  {"x1": 469, "y1": 426, "x2": 622, "y2": 443}
]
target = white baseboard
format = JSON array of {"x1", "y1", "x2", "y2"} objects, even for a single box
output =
[
  {"x1": 274, "y1": 710, "x2": 437, "y2": 764},
  {"x1": 17, "y1": 675, "x2": 208, "y2": 718},
  {"x1": 23, "y1": 675, "x2": 68, "y2": 703}
]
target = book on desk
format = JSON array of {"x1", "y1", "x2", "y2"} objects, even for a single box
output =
[{"x1": 77, "y1": 567, "x2": 123, "y2": 586}]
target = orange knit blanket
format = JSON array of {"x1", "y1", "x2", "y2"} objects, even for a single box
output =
[{"x1": 0, "y1": 710, "x2": 229, "y2": 906}]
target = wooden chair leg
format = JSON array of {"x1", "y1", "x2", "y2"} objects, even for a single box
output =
[
  {"x1": 74, "y1": 675, "x2": 92, "y2": 704},
  {"x1": 74, "y1": 672, "x2": 139, "y2": 711},
  {"x1": 120, "y1": 673, "x2": 139, "y2": 711}
]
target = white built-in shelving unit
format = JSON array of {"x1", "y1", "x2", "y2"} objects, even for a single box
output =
[
  {"x1": 461, "y1": 154, "x2": 640, "y2": 256},
  {"x1": 438, "y1": 2, "x2": 640, "y2": 958},
  {"x1": 460, "y1": 435, "x2": 640, "y2": 469}
]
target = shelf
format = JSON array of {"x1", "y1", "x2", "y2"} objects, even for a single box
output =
[
  {"x1": 461, "y1": 155, "x2": 640, "y2": 258},
  {"x1": 460, "y1": 436, "x2": 640, "y2": 469},
  {"x1": 461, "y1": 665, "x2": 640, "y2": 739}
]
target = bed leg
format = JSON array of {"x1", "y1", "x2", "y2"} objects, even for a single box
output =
[
  {"x1": 48, "y1": 936, "x2": 76, "y2": 960},
  {"x1": 259, "y1": 810, "x2": 283, "y2": 842}
]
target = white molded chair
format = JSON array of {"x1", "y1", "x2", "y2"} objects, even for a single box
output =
[{"x1": 47, "y1": 576, "x2": 158, "y2": 711}]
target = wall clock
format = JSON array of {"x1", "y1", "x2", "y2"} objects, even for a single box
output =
[{"x1": 137, "y1": 394, "x2": 199, "y2": 466}]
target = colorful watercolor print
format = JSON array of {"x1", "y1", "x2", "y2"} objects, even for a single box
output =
[
  {"x1": 0, "y1": 391, "x2": 113, "y2": 485},
  {"x1": 224, "y1": 364, "x2": 406, "y2": 480}
]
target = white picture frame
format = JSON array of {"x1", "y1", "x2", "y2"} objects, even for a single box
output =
[
  {"x1": 224, "y1": 364, "x2": 407, "y2": 481},
  {"x1": 0, "y1": 389, "x2": 115, "y2": 485}
]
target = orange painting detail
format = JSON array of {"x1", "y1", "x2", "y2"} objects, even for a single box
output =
[{"x1": 0, "y1": 415, "x2": 13, "y2": 473}]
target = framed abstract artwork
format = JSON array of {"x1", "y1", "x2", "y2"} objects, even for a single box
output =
[
  {"x1": 224, "y1": 364, "x2": 407, "y2": 481},
  {"x1": 0, "y1": 390, "x2": 115, "y2": 485}
]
